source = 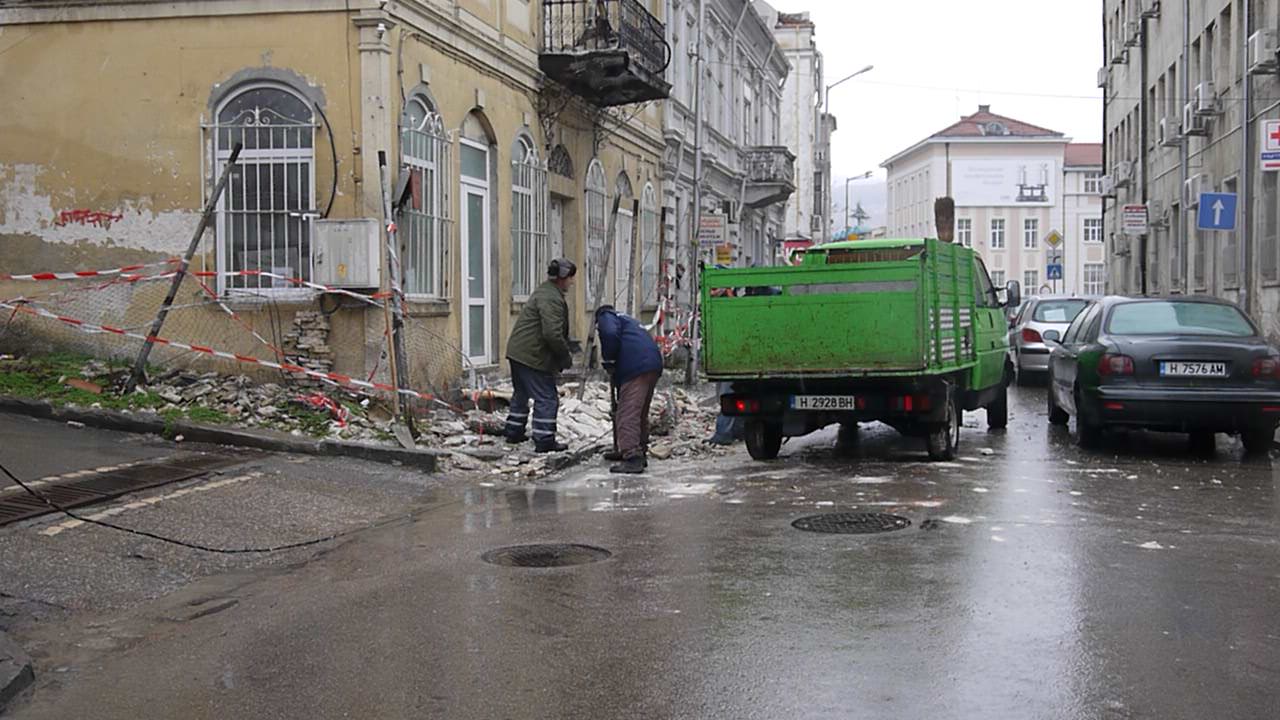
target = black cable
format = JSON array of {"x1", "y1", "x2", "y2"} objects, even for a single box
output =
[
  {"x1": 315, "y1": 102, "x2": 339, "y2": 218},
  {"x1": 0, "y1": 458, "x2": 462, "y2": 554}
]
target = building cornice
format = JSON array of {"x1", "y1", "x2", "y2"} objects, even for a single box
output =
[{"x1": 882, "y1": 135, "x2": 1074, "y2": 169}]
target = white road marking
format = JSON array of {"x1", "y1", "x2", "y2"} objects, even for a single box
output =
[{"x1": 38, "y1": 473, "x2": 261, "y2": 537}]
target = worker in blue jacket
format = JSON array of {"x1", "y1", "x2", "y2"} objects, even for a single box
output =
[{"x1": 595, "y1": 305, "x2": 663, "y2": 474}]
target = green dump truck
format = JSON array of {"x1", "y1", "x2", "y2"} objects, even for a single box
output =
[{"x1": 700, "y1": 237, "x2": 1021, "y2": 461}]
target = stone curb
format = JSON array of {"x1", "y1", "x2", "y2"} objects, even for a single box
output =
[
  {"x1": 0, "y1": 630, "x2": 34, "y2": 713},
  {"x1": 0, "y1": 396, "x2": 441, "y2": 472}
]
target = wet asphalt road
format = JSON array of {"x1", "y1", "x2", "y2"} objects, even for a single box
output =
[{"x1": 6, "y1": 386, "x2": 1280, "y2": 720}]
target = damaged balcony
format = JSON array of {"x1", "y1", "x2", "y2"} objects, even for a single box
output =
[
  {"x1": 743, "y1": 146, "x2": 796, "y2": 209},
  {"x1": 542, "y1": 0, "x2": 672, "y2": 107}
]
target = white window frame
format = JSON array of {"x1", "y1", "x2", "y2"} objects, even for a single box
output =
[
  {"x1": 640, "y1": 183, "x2": 660, "y2": 310},
  {"x1": 1024, "y1": 270, "x2": 1039, "y2": 292},
  {"x1": 990, "y1": 218, "x2": 1006, "y2": 249},
  {"x1": 1083, "y1": 217, "x2": 1103, "y2": 243},
  {"x1": 956, "y1": 218, "x2": 972, "y2": 248},
  {"x1": 585, "y1": 159, "x2": 609, "y2": 300},
  {"x1": 990, "y1": 270, "x2": 1006, "y2": 287},
  {"x1": 211, "y1": 82, "x2": 317, "y2": 298},
  {"x1": 511, "y1": 135, "x2": 548, "y2": 300},
  {"x1": 1024, "y1": 218, "x2": 1039, "y2": 249},
  {"x1": 1083, "y1": 171, "x2": 1103, "y2": 194},
  {"x1": 400, "y1": 96, "x2": 452, "y2": 300},
  {"x1": 1083, "y1": 263, "x2": 1106, "y2": 295}
]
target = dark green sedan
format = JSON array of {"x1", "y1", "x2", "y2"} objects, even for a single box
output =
[{"x1": 1045, "y1": 296, "x2": 1280, "y2": 454}]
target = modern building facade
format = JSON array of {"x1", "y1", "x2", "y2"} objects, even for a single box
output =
[
  {"x1": 0, "y1": 0, "x2": 669, "y2": 386},
  {"x1": 662, "y1": 0, "x2": 793, "y2": 281},
  {"x1": 882, "y1": 106, "x2": 1105, "y2": 295},
  {"x1": 755, "y1": 3, "x2": 829, "y2": 247},
  {"x1": 1100, "y1": 0, "x2": 1280, "y2": 340}
]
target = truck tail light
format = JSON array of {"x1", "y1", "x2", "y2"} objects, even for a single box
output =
[
  {"x1": 1252, "y1": 357, "x2": 1280, "y2": 379},
  {"x1": 896, "y1": 395, "x2": 933, "y2": 413},
  {"x1": 731, "y1": 398, "x2": 760, "y2": 414},
  {"x1": 1021, "y1": 328, "x2": 1042, "y2": 343},
  {"x1": 1098, "y1": 353, "x2": 1135, "y2": 376}
]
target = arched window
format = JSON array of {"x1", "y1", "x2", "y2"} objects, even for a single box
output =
[
  {"x1": 400, "y1": 95, "x2": 452, "y2": 298},
  {"x1": 584, "y1": 160, "x2": 608, "y2": 299},
  {"x1": 213, "y1": 83, "x2": 316, "y2": 294},
  {"x1": 548, "y1": 144, "x2": 574, "y2": 179},
  {"x1": 511, "y1": 134, "x2": 548, "y2": 298},
  {"x1": 640, "y1": 183, "x2": 660, "y2": 310},
  {"x1": 614, "y1": 172, "x2": 635, "y2": 311}
]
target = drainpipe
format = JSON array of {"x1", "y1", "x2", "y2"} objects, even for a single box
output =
[
  {"x1": 1239, "y1": 0, "x2": 1252, "y2": 315},
  {"x1": 1139, "y1": 8, "x2": 1149, "y2": 296},
  {"x1": 1100, "y1": 1, "x2": 1110, "y2": 294},
  {"x1": 1180, "y1": 0, "x2": 1191, "y2": 292},
  {"x1": 686, "y1": 0, "x2": 706, "y2": 385}
]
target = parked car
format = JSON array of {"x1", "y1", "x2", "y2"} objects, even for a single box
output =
[
  {"x1": 1009, "y1": 296, "x2": 1094, "y2": 381},
  {"x1": 1045, "y1": 296, "x2": 1280, "y2": 454}
]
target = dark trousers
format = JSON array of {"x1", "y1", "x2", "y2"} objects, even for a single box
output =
[
  {"x1": 506, "y1": 361, "x2": 560, "y2": 445},
  {"x1": 613, "y1": 371, "x2": 660, "y2": 460}
]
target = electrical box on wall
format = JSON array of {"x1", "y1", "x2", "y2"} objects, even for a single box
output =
[{"x1": 313, "y1": 219, "x2": 381, "y2": 289}]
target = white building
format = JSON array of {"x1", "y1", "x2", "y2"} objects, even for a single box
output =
[
  {"x1": 755, "y1": 4, "x2": 830, "y2": 246},
  {"x1": 882, "y1": 106, "x2": 1106, "y2": 295},
  {"x1": 1101, "y1": 0, "x2": 1280, "y2": 339},
  {"x1": 663, "y1": 0, "x2": 793, "y2": 277}
]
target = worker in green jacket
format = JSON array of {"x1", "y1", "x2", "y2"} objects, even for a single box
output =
[{"x1": 504, "y1": 258, "x2": 576, "y2": 452}]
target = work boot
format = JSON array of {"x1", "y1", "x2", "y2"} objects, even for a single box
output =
[
  {"x1": 603, "y1": 449, "x2": 625, "y2": 461},
  {"x1": 506, "y1": 434, "x2": 529, "y2": 445},
  {"x1": 609, "y1": 457, "x2": 647, "y2": 474},
  {"x1": 534, "y1": 440, "x2": 569, "y2": 453}
]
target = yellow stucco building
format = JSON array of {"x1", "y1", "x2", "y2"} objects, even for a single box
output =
[{"x1": 0, "y1": 0, "x2": 669, "y2": 391}]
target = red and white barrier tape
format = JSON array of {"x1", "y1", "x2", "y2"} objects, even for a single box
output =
[
  {"x1": 190, "y1": 270, "x2": 391, "y2": 307},
  {"x1": 0, "y1": 301, "x2": 435, "y2": 403},
  {"x1": 2, "y1": 258, "x2": 180, "y2": 282}
]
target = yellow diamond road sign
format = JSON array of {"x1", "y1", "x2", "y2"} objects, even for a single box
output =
[{"x1": 1044, "y1": 230, "x2": 1063, "y2": 248}]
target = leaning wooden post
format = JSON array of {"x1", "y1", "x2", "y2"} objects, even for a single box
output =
[
  {"x1": 125, "y1": 143, "x2": 242, "y2": 393},
  {"x1": 378, "y1": 150, "x2": 418, "y2": 443}
]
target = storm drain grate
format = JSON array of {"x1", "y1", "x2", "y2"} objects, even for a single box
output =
[
  {"x1": 792, "y1": 512, "x2": 912, "y2": 534},
  {"x1": 482, "y1": 543, "x2": 612, "y2": 568}
]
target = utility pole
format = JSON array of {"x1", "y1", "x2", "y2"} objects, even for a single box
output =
[{"x1": 685, "y1": 0, "x2": 706, "y2": 385}]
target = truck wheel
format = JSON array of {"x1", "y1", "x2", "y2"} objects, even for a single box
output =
[
  {"x1": 744, "y1": 419, "x2": 783, "y2": 461},
  {"x1": 987, "y1": 386, "x2": 1009, "y2": 430},
  {"x1": 1047, "y1": 384, "x2": 1069, "y2": 425},
  {"x1": 835, "y1": 422, "x2": 860, "y2": 457},
  {"x1": 926, "y1": 390, "x2": 960, "y2": 461},
  {"x1": 1242, "y1": 427, "x2": 1275, "y2": 455}
]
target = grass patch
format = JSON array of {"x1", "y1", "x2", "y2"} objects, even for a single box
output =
[{"x1": 1, "y1": 352, "x2": 171, "y2": 413}]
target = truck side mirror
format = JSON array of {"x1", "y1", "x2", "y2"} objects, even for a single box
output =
[{"x1": 1004, "y1": 280, "x2": 1022, "y2": 309}]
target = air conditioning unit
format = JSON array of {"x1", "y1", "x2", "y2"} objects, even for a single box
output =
[
  {"x1": 1100, "y1": 175, "x2": 1117, "y2": 197},
  {"x1": 1113, "y1": 160, "x2": 1134, "y2": 189},
  {"x1": 1097, "y1": 66, "x2": 1110, "y2": 88},
  {"x1": 1148, "y1": 199, "x2": 1168, "y2": 228},
  {"x1": 1124, "y1": 20, "x2": 1142, "y2": 48},
  {"x1": 1159, "y1": 116, "x2": 1182, "y2": 147},
  {"x1": 1110, "y1": 49, "x2": 1128, "y2": 66},
  {"x1": 1195, "y1": 82, "x2": 1221, "y2": 115},
  {"x1": 1113, "y1": 235, "x2": 1131, "y2": 257},
  {"x1": 313, "y1": 218, "x2": 381, "y2": 288},
  {"x1": 1185, "y1": 174, "x2": 1213, "y2": 204},
  {"x1": 1249, "y1": 29, "x2": 1279, "y2": 75},
  {"x1": 1140, "y1": 0, "x2": 1161, "y2": 19},
  {"x1": 1183, "y1": 102, "x2": 1210, "y2": 136}
]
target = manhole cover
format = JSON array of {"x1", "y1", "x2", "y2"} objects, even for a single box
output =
[
  {"x1": 792, "y1": 512, "x2": 912, "y2": 534},
  {"x1": 481, "y1": 543, "x2": 611, "y2": 568}
]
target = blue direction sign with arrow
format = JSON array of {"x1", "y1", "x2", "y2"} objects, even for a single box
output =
[{"x1": 1197, "y1": 192, "x2": 1237, "y2": 231}]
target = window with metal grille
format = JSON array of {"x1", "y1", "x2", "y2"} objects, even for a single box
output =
[
  {"x1": 1194, "y1": 226, "x2": 1207, "y2": 289},
  {"x1": 209, "y1": 83, "x2": 316, "y2": 295},
  {"x1": 1083, "y1": 217, "x2": 1103, "y2": 242},
  {"x1": 1083, "y1": 263, "x2": 1105, "y2": 295},
  {"x1": 990, "y1": 219, "x2": 1006, "y2": 249},
  {"x1": 1171, "y1": 202, "x2": 1184, "y2": 291},
  {"x1": 1023, "y1": 218, "x2": 1039, "y2": 249},
  {"x1": 511, "y1": 135, "x2": 548, "y2": 299},
  {"x1": 400, "y1": 96, "x2": 452, "y2": 298},
  {"x1": 1223, "y1": 177, "x2": 1239, "y2": 288},
  {"x1": 1263, "y1": 173, "x2": 1278, "y2": 283},
  {"x1": 640, "y1": 183, "x2": 660, "y2": 309},
  {"x1": 585, "y1": 160, "x2": 609, "y2": 298},
  {"x1": 956, "y1": 218, "x2": 972, "y2": 247}
]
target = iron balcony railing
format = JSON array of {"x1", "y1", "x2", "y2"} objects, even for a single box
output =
[
  {"x1": 746, "y1": 146, "x2": 796, "y2": 186},
  {"x1": 543, "y1": 0, "x2": 670, "y2": 82}
]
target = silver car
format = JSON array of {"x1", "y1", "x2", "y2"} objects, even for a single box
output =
[{"x1": 1009, "y1": 296, "x2": 1094, "y2": 380}]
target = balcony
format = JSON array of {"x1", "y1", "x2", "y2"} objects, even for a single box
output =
[
  {"x1": 743, "y1": 146, "x2": 796, "y2": 209},
  {"x1": 541, "y1": 0, "x2": 671, "y2": 107}
]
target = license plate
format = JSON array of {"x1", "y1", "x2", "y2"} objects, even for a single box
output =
[
  {"x1": 790, "y1": 395, "x2": 857, "y2": 411},
  {"x1": 1159, "y1": 361, "x2": 1228, "y2": 377}
]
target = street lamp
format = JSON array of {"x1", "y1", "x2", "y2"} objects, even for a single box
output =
[
  {"x1": 822, "y1": 64, "x2": 873, "y2": 240},
  {"x1": 844, "y1": 170, "x2": 873, "y2": 235}
]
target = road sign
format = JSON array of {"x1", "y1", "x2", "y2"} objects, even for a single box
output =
[
  {"x1": 698, "y1": 214, "x2": 726, "y2": 248},
  {"x1": 1263, "y1": 120, "x2": 1280, "y2": 171},
  {"x1": 1046, "y1": 263, "x2": 1063, "y2": 281},
  {"x1": 1043, "y1": 230, "x2": 1063, "y2": 248},
  {"x1": 1196, "y1": 192, "x2": 1237, "y2": 231},
  {"x1": 1122, "y1": 204, "x2": 1148, "y2": 235}
]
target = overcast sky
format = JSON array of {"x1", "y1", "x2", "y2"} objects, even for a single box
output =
[{"x1": 770, "y1": 0, "x2": 1104, "y2": 186}]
